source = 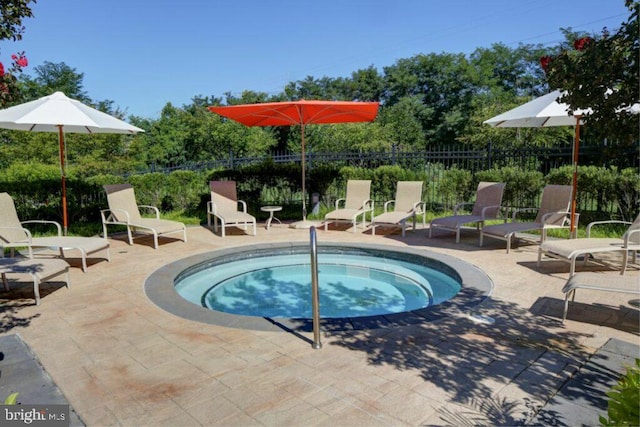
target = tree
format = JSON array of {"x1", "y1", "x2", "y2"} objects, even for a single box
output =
[
  {"x1": 544, "y1": 0, "x2": 639, "y2": 144},
  {"x1": 19, "y1": 61, "x2": 91, "y2": 102},
  {"x1": 0, "y1": 0, "x2": 35, "y2": 107}
]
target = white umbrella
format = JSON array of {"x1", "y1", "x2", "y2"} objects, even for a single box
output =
[
  {"x1": 484, "y1": 90, "x2": 589, "y2": 235},
  {"x1": 0, "y1": 91, "x2": 144, "y2": 233}
]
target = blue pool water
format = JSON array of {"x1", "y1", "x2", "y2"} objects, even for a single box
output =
[{"x1": 175, "y1": 252, "x2": 461, "y2": 319}]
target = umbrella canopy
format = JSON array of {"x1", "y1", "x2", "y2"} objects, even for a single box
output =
[
  {"x1": 483, "y1": 90, "x2": 590, "y2": 128},
  {"x1": 483, "y1": 90, "x2": 590, "y2": 234},
  {"x1": 208, "y1": 100, "x2": 379, "y2": 226},
  {"x1": 0, "y1": 91, "x2": 144, "y2": 233}
]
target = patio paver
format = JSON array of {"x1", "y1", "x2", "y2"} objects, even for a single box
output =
[{"x1": 1, "y1": 223, "x2": 638, "y2": 426}]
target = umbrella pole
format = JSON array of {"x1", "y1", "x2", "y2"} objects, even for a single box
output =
[
  {"x1": 570, "y1": 116, "x2": 581, "y2": 238},
  {"x1": 58, "y1": 126, "x2": 68, "y2": 235},
  {"x1": 301, "y1": 124, "x2": 307, "y2": 220}
]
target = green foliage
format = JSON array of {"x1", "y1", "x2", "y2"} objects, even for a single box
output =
[
  {"x1": 545, "y1": 1, "x2": 638, "y2": 145},
  {"x1": 369, "y1": 165, "x2": 429, "y2": 202},
  {"x1": 4, "y1": 392, "x2": 19, "y2": 405},
  {"x1": 0, "y1": 162, "x2": 61, "y2": 181},
  {"x1": 600, "y1": 359, "x2": 640, "y2": 426},
  {"x1": 476, "y1": 167, "x2": 545, "y2": 207},
  {"x1": 164, "y1": 170, "x2": 207, "y2": 211},
  {"x1": 437, "y1": 167, "x2": 472, "y2": 210},
  {"x1": 615, "y1": 168, "x2": 640, "y2": 221},
  {"x1": 545, "y1": 165, "x2": 639, "y2": 220},
  {"x1": 128, "y1": 172, "x2": 167, "y2": 207},
  {"x1": 0, "y1": 0, "x2": 34, "y2": 107}
]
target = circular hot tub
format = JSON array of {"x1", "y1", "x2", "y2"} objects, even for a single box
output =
[{"x1": 145, "y1": 242, "x2": 493, "y2": 331}]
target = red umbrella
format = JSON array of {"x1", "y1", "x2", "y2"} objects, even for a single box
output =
[{"x1": 208, "y1": 100, "x2": 379, "y2": 226}]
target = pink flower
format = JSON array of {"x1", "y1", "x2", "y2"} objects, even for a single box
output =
[
  {"x1": 12, "y1": 54, "x2": 27, "y2": 68},
  {"x1": 539, "y1": 55, "x2": 552, "y2": 73},
  {"x1": 573, "y1": 37, "x2": 592, "y2": 51}
]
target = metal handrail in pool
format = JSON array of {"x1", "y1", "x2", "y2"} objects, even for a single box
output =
[{"x1": 310, "y1": 226, "x2": 322, "y2": 349}]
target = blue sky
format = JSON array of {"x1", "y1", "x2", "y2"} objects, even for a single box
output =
[{"x1": 0, "y1": 0, "x2": 630, "y2": 119}]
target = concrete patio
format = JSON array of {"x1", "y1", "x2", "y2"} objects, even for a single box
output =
[{"x1": 1, "y1": 222, "x2": 638, "y2": 426}]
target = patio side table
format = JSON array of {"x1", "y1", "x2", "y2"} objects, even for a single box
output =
[{"x1": 261, "y1": 206, "x2": 282, "y2": 230}]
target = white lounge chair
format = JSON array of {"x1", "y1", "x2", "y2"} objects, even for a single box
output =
[
  {"x1": 561, "y1": 272, "x2": 640, "y2": 323},
  {"x1": 538, "y1": 214, "x2": 640, "y2": 276},
  {"x1": 429, "y1": 182, "x2": 506, "y2": 243},
  {"x1": 102, "y1": 184, "x2": 187, "y2": 249},
  {"x1": 0, "y1": 257, "x2": 70, "y2": 305},
  {"x1": 0, "y1": 192, "x2": 110, "y2": 272},
  {"x1": 208, "y1": 181, "x2": 256, "y2": 237},
  {"x1": 371, "y1": 181, "x2": 425, "y2": 237},
  {"x1": 480, "y1": 184, "x2": 573, "y2": 253},
  {"x1": 324, "y1": 180, "x2": 374, "y2": 234}
]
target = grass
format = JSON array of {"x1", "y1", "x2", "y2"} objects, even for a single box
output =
[{"x1": 52, "y1": 203, "x2": 632, "y2": 240}]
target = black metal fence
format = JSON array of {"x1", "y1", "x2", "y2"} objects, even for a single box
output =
[{"x1": 142, "y1": 142, "x2": 638, "y2": 176}]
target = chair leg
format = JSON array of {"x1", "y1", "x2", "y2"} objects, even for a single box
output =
[
  {"x1": 621, "y1": 250, "x2": 629, "y2": 275},
  {"x1": 29, "y1": 273, "x2": 41, "y2": 305},
  {"x1": 79, "y1": 249, "x2": 88, "y2": 273},
  {"x1": 153, "y1": 232, "x2": 159, "y2": 249},
  {"x1": 126, "y1": 227, "x2": 134, "y2": 245},
  {"x1": 570, "y1": 256, "x2": 577, "y2": 276},
  {"x1": 506, "y1": 234, "x2": 512, "y2": 254}
]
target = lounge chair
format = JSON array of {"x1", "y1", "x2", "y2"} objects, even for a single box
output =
[
  {"x1": 537, "y1": 213, "x2": 640, "y2": 276},
  {"x1": 0, "y1": 192, "x2": 110, "y2": 272},
  {"x1": 371, "y1": 181, "x2": 425, "y2": 237},
  {"x1": 0, "y1": 257, "x2": 70, "y2": 305},
  {"x1": 207, "y1": 181, "x2": 256, "y2": 237},
  {"x1": 102, "y1": 184, "x2": 187, "y2": 249},
  {"x1": 561, "y1": 272, "x2": 640, "y2": 323},
  {"x1": 324, "y1": 180, "x2": 374, "y2": 234},
  {"x1": 429, "y1": 182, "x2": 506, "y2": 243},
  {"x1": 479, "y1": 184, "x2": 573, "y2": 253}
]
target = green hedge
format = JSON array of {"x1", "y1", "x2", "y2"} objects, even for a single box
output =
[{"x1": 0, "y1": 161, "x2": 637, "y2": 235}]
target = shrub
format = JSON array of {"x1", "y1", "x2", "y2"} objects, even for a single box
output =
[
  {"x1": 476, "y1": 166, "x2": 544, "y2": 208},
  {"x1": 436, "y1": 167, "x2": 472, "y2": 210},
  {"x1": 615, "y1": 168, "x2": 640, "y2": 221},
  {"x1": 600, "y1": 359, "x2": 640, "y2": 426}
]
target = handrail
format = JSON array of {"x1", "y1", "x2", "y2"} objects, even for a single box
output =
[{"x1": 309, "y1": 226, "x2": 322, "y2": 349}]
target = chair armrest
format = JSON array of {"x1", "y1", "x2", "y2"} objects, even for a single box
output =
[
  {"x1": 102, "y1": 208, "x2": 132, "y2": 224},
  {"x1": 383, "y1": 200, "x2": 395, "y2": 213},
  {"x1": 510, "y1": 207, "x2": 538, "y2": 221},
  {"x1": 0, "y1": 226, "x2": 32, "y2": 244},
  {"x1": 238, "y1": 200, "x2": 248, "y2": 213},
  {"x1": 21, "y1": 219, "x2": 63, "y2": 236},
  {"x1": 453, "y1": 202, "x2": 473, "y2": 215},
  {"x1": 624, "y1": 227, "x2": 640, "y2": 247},
  {"x1": 586, "y1": 219, "x2": 631, "y2": 237},
  {"x1": 138, "y1": 205, "x2": 160, "y2": 219},
  {"x1": 413, "y1": 201, "x2": 425, "y2": 214},
  {"x1": 540, "y1": 210, "x2": 571, "y2": 226},
  {"x1": 334, "y1": 198, "x2": 346, "y2": 209},
  {"x1": 363, "y1": 199, "x2": 374, "y2": 211}
]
